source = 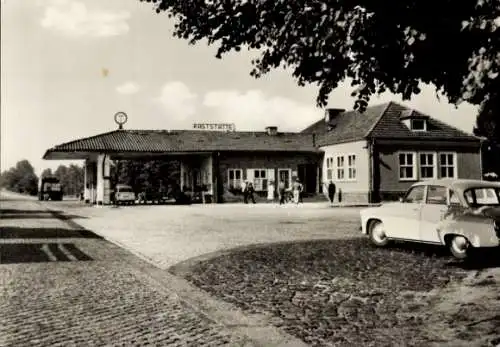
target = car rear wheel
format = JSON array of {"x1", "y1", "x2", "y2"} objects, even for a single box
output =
[
  {"x1": 449, "y1": 235, "x2": 471, "y2": 260},
  {"x1": 368, "y1": 220, "x2": 389, "y2": 247}
]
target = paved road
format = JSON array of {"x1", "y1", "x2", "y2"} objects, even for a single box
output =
[
  {"x1": 40, "y1": 198, "x2": 362, "y2": 270},
  {"x1": 0, "y1": 195, "x2": 251, "y2": 346}
]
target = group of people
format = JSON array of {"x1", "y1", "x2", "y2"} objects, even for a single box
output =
[
  {"x1": 241, "y1": 178, "x2": 337, "y2": 205},
  {"x1": 278, "y1": 179, "x2": 303, "y2": 205},
  {"x1": 241, "y1": 178, "x2": 304, "y2": 205}
]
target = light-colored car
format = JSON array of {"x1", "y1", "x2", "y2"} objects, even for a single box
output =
[
  {"x1": 360, "y1": 179, "x2": 500, "y2": 259},
  {"x1": 114, "y1": 184, "x2": 136, "y2": 205}
]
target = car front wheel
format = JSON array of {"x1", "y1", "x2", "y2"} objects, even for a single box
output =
[
  {"x1": 449, "y1": 235, "x2": 471, "y2": 260},
  {"x1": 368, "y1": 220, "x2": 389, "y2": 247}
]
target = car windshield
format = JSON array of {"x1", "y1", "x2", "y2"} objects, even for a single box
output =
[
  {"x1": 118, "y1": 187, "x2": 133, "y2": 193},
  {"x1": 463, "y1": 187, "x2": 500, "y2": 207}
]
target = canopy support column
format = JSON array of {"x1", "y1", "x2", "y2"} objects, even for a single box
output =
[
  {"x1": 96, "y1": 154, "x2": 111, "y2": 205},
  {"x1": 212, "y1": 152, "x2": 221, "y2": 203},
  {"x1": 84, "y1": 159, "x2": 90, "y2": 203}
]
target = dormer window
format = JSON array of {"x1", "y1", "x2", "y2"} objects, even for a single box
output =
[
  {"x1": 400, "y1": 109, "x2": 429, "y2": 132},
  {"x1": 411, "y1": 118, "x2": 427, "y2": 131}
]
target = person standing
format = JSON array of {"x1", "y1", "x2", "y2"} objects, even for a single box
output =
[
  {"x1": 327, "y1": 180, "x2": 336, "y2": 204},
  {"x1": 242, "y1": 180, "x2": 248, "y2": 204},
  {"x1": 292, "y1": 179, "x2": 302, "y2": 205},
  {"x1": 246, "y1": 182, "x2": 256, "y2": 204},
  {"x1": 278, "y1": 179, "x2": 286, "y2": 205},
  {"x1": 298, "y1": 181, "x2": 304, "y2": 203},
  {"x1": 267, "y1": 180, "x2": 275, "y2": 201}
]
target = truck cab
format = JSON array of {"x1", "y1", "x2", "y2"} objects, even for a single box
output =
[{"x1": 38, "y1": 177, "x2": 63, "y2": 201}]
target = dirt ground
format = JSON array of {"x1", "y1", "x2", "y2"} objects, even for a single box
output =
[{"x1": 423, "y1": 266, "x2": 500, "y2": 347}]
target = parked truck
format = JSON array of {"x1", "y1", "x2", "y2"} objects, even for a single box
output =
[{"x1": 38, "y1": 176, "x2": 63, "y2": 201}]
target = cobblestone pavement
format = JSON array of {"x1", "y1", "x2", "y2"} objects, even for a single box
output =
[
  {"x1": 0, "y1": 195, "x2": 250, "y2": 347},
  {"x1": 40, "y1": 198, "x2": 362, "y2": 270}
]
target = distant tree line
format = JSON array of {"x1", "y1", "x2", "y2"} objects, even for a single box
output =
[
  {"x1": 0, "y1": 160, "x2": 39, "y2": 195},
  {"x1": 0, "y1": 160, "x2": 85, "y2": 197}
]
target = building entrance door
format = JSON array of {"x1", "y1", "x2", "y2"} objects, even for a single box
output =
[
  {"x1": 278, "y1": 169, "x2": 291, "y2": 189},
  {"x1": 192, "y1": 169, "x2": 200, "y2": 189},
  {"x1": 298, "y1": 164, "x2": 317, "y2": 194}
]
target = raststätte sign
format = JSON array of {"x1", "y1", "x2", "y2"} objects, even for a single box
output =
[{"x1": 193, "y1": 123, "x2": 236, "y2": 132}]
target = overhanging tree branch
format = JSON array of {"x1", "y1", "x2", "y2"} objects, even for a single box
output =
[{"x1": 141, "y1": 0, "x2": 499, "y2": 113}]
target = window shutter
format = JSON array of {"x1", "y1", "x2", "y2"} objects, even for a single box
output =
[
  {"x1": 246, "y1": 169, "x2": 254, "y2": 184},
  {"x1": 267, "y1": 169, "x2": 275, "y2": 183}
]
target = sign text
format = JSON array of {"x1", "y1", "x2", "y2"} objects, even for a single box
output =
[{"x1": 193, "y1": 123, "x2": 236, "y2": 132}]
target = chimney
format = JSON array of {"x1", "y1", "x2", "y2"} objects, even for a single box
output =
[
  {"x1": 265, "y1": 126, "x2": 278, "y2": 135},
  {"x1": 324, "y1": 108, "x2": 345, "y2": 124}
]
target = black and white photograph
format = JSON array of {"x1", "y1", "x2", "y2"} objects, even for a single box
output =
[{"x1": 1, "y1": 0, "x2": 499, "y2": 346}]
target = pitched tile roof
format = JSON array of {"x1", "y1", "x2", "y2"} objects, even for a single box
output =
[
  {"x1": 43, "y1": 129, "x2": 319, "y2": 159},
  {"x1": 43, "y1": 101, "x2": 480, "y2": 160},
  {"x1": 369, "y1": 103, "x2": 479, "y2": 140},
  {"x1": 301, "y1": 103, "x2": 390, "y2": 146},
  {"x1": 301, "y1": 101, "x2": 479, "y2": 146}
]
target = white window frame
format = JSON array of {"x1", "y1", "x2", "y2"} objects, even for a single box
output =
[
  {"x1": 346, "y1": 154, "x2": 357, "y2": 181},
  {"x1": 439, "y1": 152, "x2": 458, "y2": 179},
  {"x1": 419, "y1": 152, "x2": 437, "y2": 180},
  {"x1": 336, "y1": 155, "x2": 345, "y2": 181},
  {"x1": 325, "y1": 156, "x2": 334, "y2": 180},
  {"x1": 398, "y1": 151, "x2": 417, "y2": 181},
  {"x1": 410, "y1": 119, "x2": 427, "y2": 132},
  {"x1": 252, "y1": 168, "x2": 268, "y2": 191},
  {"x1": 228, "y1": 169, "x2": 243, "y2": 190}
]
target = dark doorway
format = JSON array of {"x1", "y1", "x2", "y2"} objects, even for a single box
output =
[
  {"x1": 298, "y1": 164, "x2": 317, "y2": 194},
  {"x1": 278, "y1": 169, "x2": 291, "y2": 190}
]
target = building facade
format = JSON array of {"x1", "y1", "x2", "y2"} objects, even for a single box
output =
[
  {"x1": 302, "y1": 102, "x2": 483, "y2": 203},
  {"x1": 43, "y1": 102, "x2": 483, "y2": 204}
]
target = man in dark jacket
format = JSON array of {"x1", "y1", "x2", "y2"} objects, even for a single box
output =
[
  {"x1": 328, "y1": 180, "x2": 336, "y2": 204},
  {"x1": 278, "y1": 180, "x2": 286, "y2": 205},
  {"x1": 245, "y1": 182, "x2": 256, "y2": 204}
]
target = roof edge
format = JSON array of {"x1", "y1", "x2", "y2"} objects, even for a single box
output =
[
  {"x1": 363, "y1": 101, "x2": 394, "y2": 138},
  {"x1": 48, "y1": 129, "x2": 122, "y2": 151},
  {"x1": 316, "y1": 136, "x2": 367, "y2": 147},
  {"x1": 300, "y1": 117, "x2": 324, "y2": 133},
  {"x1": 428, "y1": 118, "x2": 481, "y2": 140}
]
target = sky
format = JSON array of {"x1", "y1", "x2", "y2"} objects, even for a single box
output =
[{"x1": 1, "y1": 0, "x2": 480, "y2": 176}]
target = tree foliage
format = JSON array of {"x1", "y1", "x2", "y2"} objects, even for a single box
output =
[
  {"x1": 143, "y1": 0, "x2": 499, "y2": 112},
  {"x1": 474, "y1": 84, "x2": 500, "y2": 174},
  {"x1": 41, "y1": 168, "x2": 53, "y2": 178},
  {"x1": 0, "y1": 160, "x2": 39, "y2": 195},
  {"x1": 111, "y1": 159, "x2": 180, "y2": 192},
  {"x1": 473, "y1": 83, "x2": 499, "y2": 142},
  {"x1": 53, "y1": 164, "x2": 84, "y2": 196}
]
